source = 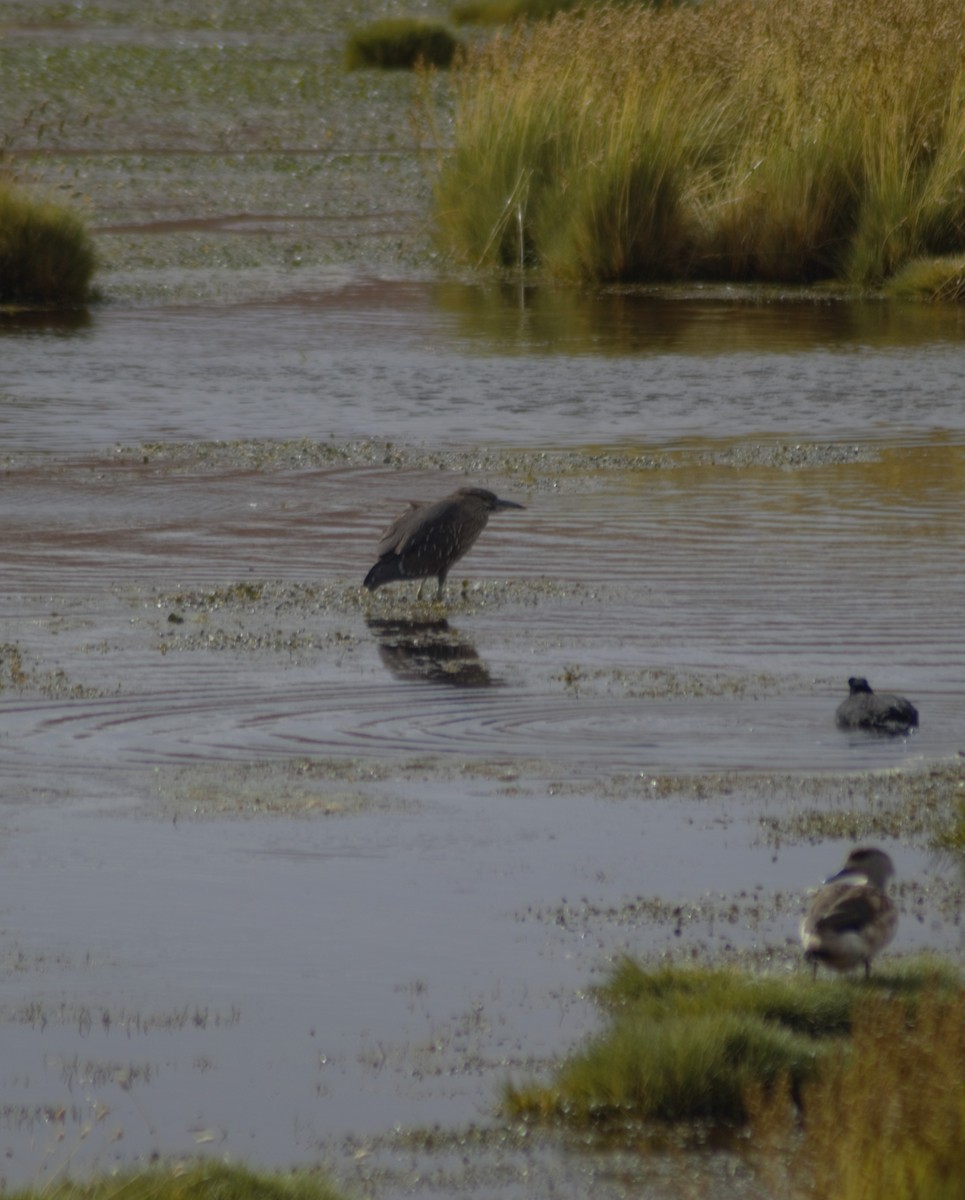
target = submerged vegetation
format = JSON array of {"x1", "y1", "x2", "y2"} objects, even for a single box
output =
[
  {"x1": 345, "y1": 18, "x2": 460, "y2": 70},
  {"x1": 3, "y1": 1164, "x2": 346, "y2": 1200},
  {"x1": 0, "y1": 182, "x2": 95, "y2": 303},
  {"x1": 506, "y1": 959, "x2": 961, "y2": 1130},
  {"x1": 436, "y1": 0, "x2": 965, "y2": 287},
  {"x1": 934, "y1": 792, "x2": 965, "y2": 865}
]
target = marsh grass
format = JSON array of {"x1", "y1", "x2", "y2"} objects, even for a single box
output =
[
  {"x1": 345, "y1": 19, "x2": 460, "y2": 70},
  {"x1": 887, "y1": 256, "x2": 965, "y2": 303},
  {"x1": 450, "y1": 0, "x2": 666, "y2": 24},
  {"x1": 753, "y1": 986, "x2": 965, "y2": 1200},
  {"x1": 0, "y1": 182, "x2": 95, "y2": 303},
  {"x1": 505, "y1": 959, "x2": 960, "y2": 1131},
  {"x1": 933, "y1": 793, "x2": 965, "y2": 866},
  {"x1": 437, "y1": 0, "x2": 965, "y2": 286},
  {"x1": 509, "y1": 1010, "x2": 823, "y2": 1126},
  {"x1": 3, "y1": 1163, "x2": 346, "y2": 1200},
  {"x1": 450, "y1": 0, "x2": 579, "y2": 24}
]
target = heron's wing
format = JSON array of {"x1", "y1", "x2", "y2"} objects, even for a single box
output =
[{"x1": 376, "y1": 500, "x2": 430, "y2": 557}]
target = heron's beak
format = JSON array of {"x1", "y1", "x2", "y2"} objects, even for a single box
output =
[{"x1": 494, "y1": 499, "x2": 525, "y2": 511}]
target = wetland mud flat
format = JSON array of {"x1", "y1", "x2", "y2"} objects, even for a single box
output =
[
  {"x1": 2, "y1": 1, "x2": 965, "y2": 1193},
  {"x1": 2, "y1": 413, "x2": 965, "y2": 1196}
]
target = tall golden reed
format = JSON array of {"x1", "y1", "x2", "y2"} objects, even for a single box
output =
[
  {"x1": 435, "y1": 0, "x2": 965, "y2": 284},
  {"x1": 754, "y1": 987, "x2": 965, "y2": 1200}
]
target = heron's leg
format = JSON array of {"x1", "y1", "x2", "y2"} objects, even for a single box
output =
[
  {"x1": 436, "y1": 572, "x2": 447, "y2": 601},
  {"x1": 416, "y1": 578, "x2": 426, "y2": 601}
]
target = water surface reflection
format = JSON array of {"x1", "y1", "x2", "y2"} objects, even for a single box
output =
[
  {"x1": 366, "y1": 616, "x2": 494, "y2": 688},
  {"x1": 427, "y1": 281, "x2": 965, "y2": 356},
  {"x1": 3, "y1": 281, "x2": 965, "y2": 452},
  {"x1": 0, "y1": 306, "x2": 92, "y2": 334}
]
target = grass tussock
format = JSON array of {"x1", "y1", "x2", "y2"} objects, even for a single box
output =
[
  {"x1": 2, "y1": 1163, "x2": 347, "y2": 1200},
  {"x1": 345, "y1": 19, "x2": 460, "y2": 70},
  {"x1": 886, "y1": 256, "x2": 965, "y2": 303},
  {"x1": 437, "y1": 0, "x2": 965, "y2": 286},
  {"x1": 0, "y1": 182, "x2": 95, "y2": 304},
  {"x1": 754, "y1": 987, "x2": 965, "y2": 1200},
  {"x1": 505, "y1": 959, "x2": 960, "y2": 1131}
]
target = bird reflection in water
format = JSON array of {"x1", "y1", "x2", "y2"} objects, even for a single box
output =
[{"x1": 365, "y1": 616, "x2": 493, "y2": 688}]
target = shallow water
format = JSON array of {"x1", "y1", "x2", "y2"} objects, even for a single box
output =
[
  {"x1": 4, "y1": 283, "x2": 965, "y2": 450},
  {"x1": 4, "y1": 0, "x2": 965, "y2": 1189},
  {"x1": 4, "y1": 445, "x2": 964, "y2": 778},
  {"x1": 0, "y1": 792, "x2": 956, "y2": 1186},
  {"x1": 2, "y1": 282, "x2": 965, "y2": 1191}
]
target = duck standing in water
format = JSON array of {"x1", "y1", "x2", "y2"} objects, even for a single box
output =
[
  {"x1": 800, "y1": 846, "x2": 898, "y2": 978},
  {"x1": 835, "y1": 677, "x2": 919, "y2": 735}
]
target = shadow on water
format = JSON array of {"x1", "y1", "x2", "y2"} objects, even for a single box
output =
[{"x1": 365, "y1": 616, "x2": 495, "y2": 688}]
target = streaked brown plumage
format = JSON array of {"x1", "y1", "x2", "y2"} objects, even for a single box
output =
[
  {"x1": 363, "y1": 486, "x2": 524, "y2": 600},
  {"x1": 800, "y1": 847, "x2": 898, "y2": 978},
  {"x1": 835, "y1": 677, "x2": 918, "y2": 735}
]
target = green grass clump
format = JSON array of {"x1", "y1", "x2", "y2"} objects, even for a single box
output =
[
  {"x1": 2, "y1": 1163, "x2": 347, "y2": 1200},
  {"x1": 437, "y1": 0, "x2": 965, "y2": 286},
  {"x1": 755, "y1": 987, "x2": 965, "y2": 1200},
  {"x1": 345, "y1": 19, "x2": 460, "y2": 70},
  {"x1": 886, "y1": 255, "x2": 965, "y2": 303},
  {"x1": 597, "y1": 959, "x2": 855, "y2": 1035},
  {"x1": 506, "y1": 959, "x2": 960, "y2": 1131},
  {"x1": 0, "y1": 182, "x2": 95, "y2": 303},
  {"x1": 523, "y1": 1009, "x2": 824, "y2": 1125}
]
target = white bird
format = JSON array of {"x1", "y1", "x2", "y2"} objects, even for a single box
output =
[{"x1": 800, "y1": 847, "x2": 898, "y2": 978}]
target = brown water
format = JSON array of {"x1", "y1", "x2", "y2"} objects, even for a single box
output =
[{"x1": 2, "y1": 284, "x2": 965, "y2": 1193}]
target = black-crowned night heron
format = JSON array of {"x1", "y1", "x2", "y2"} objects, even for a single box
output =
[
  {"x1": 363, "y1": 486, "x2": 525, "y2": 600},
  {"x1": 835, "y1": 677, "x2": 919, "y2": 735},
  {"x1": 800, "y1": 846, "x2": 898, "y2": 978}
]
